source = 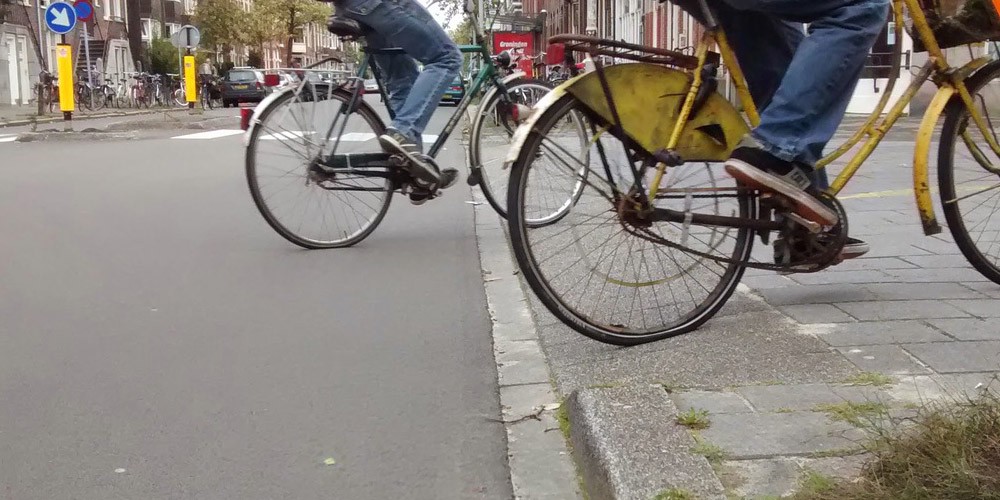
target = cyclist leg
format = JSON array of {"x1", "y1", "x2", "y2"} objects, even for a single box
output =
[
  {"x1": 719, "y1": 0, "x2": 888, "y2": 225},
  {"x1": 338, "y1": 0, "x2": 462, "y2": 187}
]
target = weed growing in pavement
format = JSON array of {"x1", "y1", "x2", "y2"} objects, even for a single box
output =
[
  {"x1": 815, "y1": 401, "x2": 889, "y2": 427},
  {"x1": 690, "y1": 434, "x2": 727, "y2": 464},
  {"x1": 556, "y1": 400, "x2": 571, "y2": 441},
  {"x1": 675, "y1": 408, "x2": 711, "y2": 430},
  {"x1": 841, "y1": 372, "x2": 896, "y2": 387},
  {"x1": 791, "y1": 391, "x2": 1000, "y2": 499},
  {"x1": 653, "y1": 488, "x2": 695, "y2": 500}
]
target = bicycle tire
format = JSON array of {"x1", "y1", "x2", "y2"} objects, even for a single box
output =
[
  {"x1": 507, "y1": 93, "x2": 755, "y2": 346},
  {"x1": 470, "y1": 77, "x2": 587, "y2": 223},
  {"x1": 938, "y1": 59, "x2": 1000, "y2": 284},
  {"x1": 246, "y1": 87, "x2": 393, "y2": 249}
]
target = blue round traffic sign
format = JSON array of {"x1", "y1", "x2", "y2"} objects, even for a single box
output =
[
  {"x1": 45, "y1": 2, "x2": 77, "y2": 35},
  {"x1": 74, "y1": 0, "x2": 93, "y2": 22}
]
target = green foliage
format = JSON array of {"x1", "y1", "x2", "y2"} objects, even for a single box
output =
[
  {"x1": 675, "y1": 408, "x2": 711, "y2": 430},
  {"x1": 194, "y1": 0, "x2": 247, "y2": 51},
  {"x1": 249, "y1": 0, "x2": 330, "y2": 65},
  {"x1": 148, "y1": 38, "x2": 179, "y2": 75}
]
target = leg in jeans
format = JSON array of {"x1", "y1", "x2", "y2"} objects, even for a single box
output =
[
  {"x1": 338, "y1": 0, "x2": 462, "y2": 144},
  {"x1": 720, "y1": 0, "x2": 888, "y2": 166},
  {"x1": 713, "y1": 2, "x2": 869, "y2": 190}
]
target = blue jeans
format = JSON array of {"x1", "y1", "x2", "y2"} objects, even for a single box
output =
[
  {"x1": 337, "y1": 0, "x2": 462, "y2": 146},
  {"x1": 713, "y1": 0, "x2": 889, "y2": 189}
]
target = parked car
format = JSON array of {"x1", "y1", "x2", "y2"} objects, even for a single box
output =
[
  {"x1": 221, "y1": 68, "x2": 268, "y2": 107},
  {"x1": 364, "y1": 78, "x2": 379, "y2": 92},
  {"x1": 440, "y1": 76, "x2": 466, "y2": 105}
]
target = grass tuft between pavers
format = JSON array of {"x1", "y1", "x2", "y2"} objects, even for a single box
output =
[
  {"x1": 815, "y1": 401, "x2": 890, "y2": 427},
  {"x1": 675, "y1": 408, "x2": 711, "y2": 430},
  {"x1": 841, "y1": 372, "x2": 896, "y2": 387},
  {"x1": 652, "y1": 488, "x2": 696, "y2": 500},
  {"x1": 791, "y1": 391, "x2": 1000, "y2": 499}
]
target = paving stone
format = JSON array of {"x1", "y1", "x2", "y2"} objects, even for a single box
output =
[
  {"x1": 834, "y1": 300, "x2": 969, "y2": 321},
  {"x1": 832, "y1": 257, "x2": 918, "y2": 271},
  {"x1": 789, "y1": 270, "x2": 892, "y2": 286},
  {"x1": 743, "y1": 274, "x2": 798, "y2": 290},
  {"x1": 863, "y1": 282, "x2": 986, "y2": 301},
  {"x1": 735, "y1": 384, "x2": 891, "y2": 412},
  {"x1": 718, "y1": 459, "x2": 800, "y2": 499},
  {"x1": 700, "y1": 412, "x2": 865, "y2": 459},
  {"x1": 795, "y1": 455, "x2": 868, "y2": 480},
  {"x1": 672, "y1": 390, "x2": 753, "y2": 415},
  {"x1": 927, "y1": 318, "x2": 1000, "y2": 341},
  {"x1": 779, "y1": 304, "x2": 857, "y2": 324},
  {"x1": 838, "y1": 345, "x2": 932, "y2": 375},
  {"x1": 904, "y1": 341, "x2": 1000, "y2": 373},
  {"x1": 899, "y1": 254, "x2": 971, "y2": 268},
  {"x1": 883, "y1": 268, "x2": 992, "y2": 283},
  {"x1": 756, "y1": 285, "x2": 876, "y2": 306},
  {"x1": 946, "y1": 299, "x2": 1000, "y2": 318},
  {"x1": 816, "y1": 320, "x2": 952, "y2": 346},
  {"x1": 963, "y1": 281, "x2": 1000, "y2": 299},
  {"x1": 913, "y1": 238, "x2": 966, "y2": 255}
]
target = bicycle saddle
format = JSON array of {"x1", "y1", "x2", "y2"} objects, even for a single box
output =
[{"x1": 327, "y1": 17, "x2": 369, "y2": 39}]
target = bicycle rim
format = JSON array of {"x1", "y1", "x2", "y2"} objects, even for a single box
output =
[
  {"x1": 939, "y1": 60, "x2": 1000, "y2": 284},
  {"x1": 246, "y1": 88, "x2": 393, "y2": 249},
  {"x1": 508, "y1": 94, "x2": 754, "y2": 346},
  {"x1": 471, "y1": 79, "x2": 561, "y2": 220}
]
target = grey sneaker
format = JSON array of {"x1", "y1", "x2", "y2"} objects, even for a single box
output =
[
  {"x1": 725, "y1": 137, "x2": 839, "y2": 226},
  {"x1": 379, "y1": 128, "x2": 440, "y2": 184}
]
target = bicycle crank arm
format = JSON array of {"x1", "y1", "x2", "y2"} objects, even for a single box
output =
[
  {"x1": 650, "y1": 207, "x2": 783, "y2": 232},
  {"x1": 321, "y1": 152, "x2": 395, "y2": 170}
]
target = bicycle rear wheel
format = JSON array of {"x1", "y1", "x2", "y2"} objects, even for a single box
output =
[
  {"x1": 507, "y1": 93, "x2": 755, "y2": 346},
  {"x1": 939, "y1": 59, "x2": 1000, "y2": 284},
  {"x1": 470, "y1": 78, "x2": 574, "y2": 221},
  {"x1": 246, "y1": 87, "x2": 393, "y2": 249}
]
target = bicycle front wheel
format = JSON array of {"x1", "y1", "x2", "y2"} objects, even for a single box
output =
[
  {"x1": 939, "y1": 59, "x2": 1000, "y2": 284},
  {"x1": 507, "y1": 93, "x2": 755, "y2": 346},
  {"x1": 470, "y1": 78, "x2": 562, "y2": 220},
  {"x1": 246, "y1": 87, "x2": 393, "y2": 249}
]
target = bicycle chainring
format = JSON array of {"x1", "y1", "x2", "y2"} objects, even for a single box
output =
[{"x1": 618, "y1": 189, "x2": 849, "y2": 273}]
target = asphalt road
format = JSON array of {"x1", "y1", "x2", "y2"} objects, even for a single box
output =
[{"x1": 0, "y1": 102, "x2": 513, "y2": 499}]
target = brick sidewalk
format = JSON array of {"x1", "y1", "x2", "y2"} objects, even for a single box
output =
[{"x1": 510, "y1": 138, "x2": 1000, "y2": 498}]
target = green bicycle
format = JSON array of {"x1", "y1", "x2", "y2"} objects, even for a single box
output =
[{"x1": 244, "y1": 2, "x2": 580, "y2": 249}]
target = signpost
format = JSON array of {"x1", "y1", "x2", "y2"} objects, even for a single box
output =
[
  {"x1": 170, "y1": 25, "x2": 201, "y2": 110},
  {"x1": 74, "y1": 0, "x2": 94, "y2": 87},
  {"x1": 45, "y1": 2, "x2": 77, "y2": 125}
]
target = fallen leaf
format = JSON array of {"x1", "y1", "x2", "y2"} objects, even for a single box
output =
[{"x1": 323, "y1": 457, "x2": 336, "y2": 466}]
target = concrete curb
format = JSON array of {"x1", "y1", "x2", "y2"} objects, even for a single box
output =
[
  {"x1": 567, "y1": 385, "x2": 727, "y2": 500},
  {"x1": 472, "y1": 188, "x2": 582, "y2": 500},
  {"x1": 16, "y1": 130, "x2": 138, "y2": 142},
  {"x1": 0, "y1": 108, "x2": 194, "y2": 129}
]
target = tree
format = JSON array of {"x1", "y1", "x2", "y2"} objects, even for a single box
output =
[
  {"x1": 194, "y1": 0, "x2": 248, "y2": 62},
  {"x1": 251, "y1": 0, "x2": 330, "y2": 66},
  {"x1": 148, "y1": 38, "x2": 180, "y2": 75}
]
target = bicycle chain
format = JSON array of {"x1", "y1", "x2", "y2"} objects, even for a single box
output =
[{"x1": 616, "y1": 191, "x2": 848, "y2": 274}]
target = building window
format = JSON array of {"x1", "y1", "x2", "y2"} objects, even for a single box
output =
[
  {"x1": 140, "y1": 19, "x2": 162, "y2": 42},
  {"x1": 166, "y1": 23, "x2": 180, "y2": 36},
  {"x1": 184, "y1": 0, "x2": 195, "y2": 14}
]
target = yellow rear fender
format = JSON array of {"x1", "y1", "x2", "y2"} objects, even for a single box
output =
[
  {"x1": 504, "y1": 64, "x2": 749, "y2": 167},
  {"x1": 565, "y1": 64, "x2": 749, "y2": 161}
]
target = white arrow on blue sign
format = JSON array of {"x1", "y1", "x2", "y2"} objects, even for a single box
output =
[{"x1": 45, "y1": 2, "x2": 77, "y2": 35}]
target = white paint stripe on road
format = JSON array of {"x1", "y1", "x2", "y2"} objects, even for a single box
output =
[
  {"x1": 0, "y1": 136, "x2": 18, "y2": 143},
  {"x1": 171, "y1": 130, "x2": 245, "y2": 140}
]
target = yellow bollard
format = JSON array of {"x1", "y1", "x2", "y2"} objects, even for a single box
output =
[
  {"x1": 184, "y1": 55, "x2": 197, "y2": 107},
  {"x1": 56, "y1": 44, "x2": 74, "y2": 113}
]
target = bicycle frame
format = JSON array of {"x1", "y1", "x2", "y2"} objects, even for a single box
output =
[
  {"x1": 348, "y1": 42, "x2": 507, "y2": 159},
  {"x1": 651, "y1": 0, "x2": 997, "y2": 236}
]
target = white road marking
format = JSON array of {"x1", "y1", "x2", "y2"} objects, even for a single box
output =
[
  {"x1": 0, "y1": 135, "x2": 18, "y2": 143},
  {"x1": 170, "y1": 129, "x2": 245, "y2": 140}
]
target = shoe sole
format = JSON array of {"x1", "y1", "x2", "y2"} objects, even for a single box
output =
[
  {"x1": 440, "y1": 169, "x2": 459, "y2": 190},
  {"x1": 379, "y1": 135, "x2": 441, "y2": 184},
  {"x1": 840, "y1": 243, "x2": 870, "y2": 260},
  {"x1": 725, "y1": 159, "x2": 839, "y2": 226}
]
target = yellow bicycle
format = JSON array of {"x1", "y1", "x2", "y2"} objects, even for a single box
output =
[{"x1": 504, "y1": 0, "x2": 1000, "y2": 345}]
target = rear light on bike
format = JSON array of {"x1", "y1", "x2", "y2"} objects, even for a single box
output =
[{"x1": 240, "y1": 107, "x2": 253, "y2": 131}]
